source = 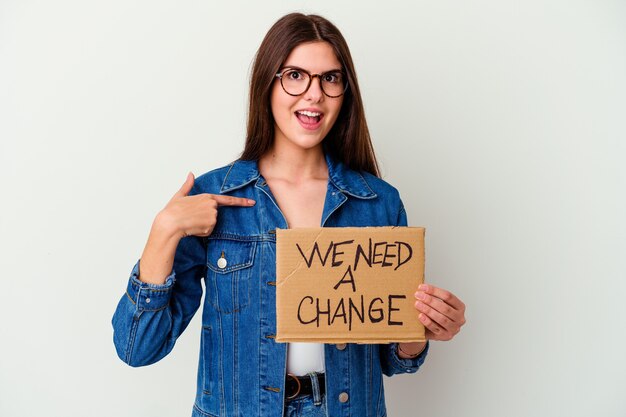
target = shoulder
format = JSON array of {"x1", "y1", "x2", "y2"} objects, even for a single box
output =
[
  {"x1": 359, "y1": 171, "x2": 403, "y2": 205},
  {"x1": 327, "y1": 153, "x2": 402, "y2": 205},
  {"x1": 189, "y1": 162, "x2": 237, "y2": 196}
]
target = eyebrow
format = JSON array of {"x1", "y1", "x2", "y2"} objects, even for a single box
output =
[{"x1": 279, "y1": 65, "x2": 343, "y2": 74}]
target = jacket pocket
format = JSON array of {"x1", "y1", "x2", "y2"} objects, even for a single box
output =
[{"x1": 206, "y1": 237, "x2": 256, "y2": 314}]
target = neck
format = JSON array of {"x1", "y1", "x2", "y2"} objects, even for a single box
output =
[{"x1": 258, "y1": 142, "x2": 328, "y2": 182}]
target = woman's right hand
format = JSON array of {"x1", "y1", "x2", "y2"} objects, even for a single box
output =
[
  {"x1": 157, "y1": 172, "x2": 256, "y2": 239},
  {"x1": 137, "y1": 172, "x2": 256, "y2": 284}
]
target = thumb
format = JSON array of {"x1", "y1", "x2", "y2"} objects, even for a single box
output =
[{"x1": 173, "y1": 171, "x2": 195, "y2": 198}]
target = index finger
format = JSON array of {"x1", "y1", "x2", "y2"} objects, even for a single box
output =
[
  {"x1": 211, "y1": 194, "x2": 256, "y2": 207},
  {"x1": 418, "y1": 284, "x2": 465, "y2": 311}
]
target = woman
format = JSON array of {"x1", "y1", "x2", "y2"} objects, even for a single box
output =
[{"x1": 112, "y1": 13, "x2": 466, "y2": 417}]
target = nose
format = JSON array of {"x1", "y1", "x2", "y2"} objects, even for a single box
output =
[{"x1": 303, "y1": 75, "x2": 324, "y2": 103}]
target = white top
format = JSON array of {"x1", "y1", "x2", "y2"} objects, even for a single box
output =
[{"x1": 286, "y1": 342, "x2": 325, "y2": 376}]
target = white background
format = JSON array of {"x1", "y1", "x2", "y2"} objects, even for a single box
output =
[{"x1": 1, "y1": 1, "x2": 625, "y2": 416}]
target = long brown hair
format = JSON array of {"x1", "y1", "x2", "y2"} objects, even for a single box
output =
[{"x1": 241, "y1": 13, "x2": 380, "y2": 177}]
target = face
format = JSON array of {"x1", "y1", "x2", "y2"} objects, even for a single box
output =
[{"x1": 270, "y1": 41, "x2": 344, "y2": 153}]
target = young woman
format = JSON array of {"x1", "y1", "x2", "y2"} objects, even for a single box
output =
[{"x1": 112, "y1": 13, "x2": 466, "y2": 417}]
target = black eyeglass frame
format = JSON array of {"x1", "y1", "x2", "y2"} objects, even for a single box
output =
[{"x1": 275, "y1": 66, "x2": 349, "y2": 98}]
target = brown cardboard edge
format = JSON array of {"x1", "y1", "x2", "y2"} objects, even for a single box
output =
[
  {"x1": 276, "y1": 226, "x2": 427, "y2": 345},
  {"x1": 275, "y1": 336, "x2": 427, "y2": 344}
]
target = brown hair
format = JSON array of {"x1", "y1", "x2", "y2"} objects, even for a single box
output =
[{"x1": 241, "y1": 13, "x2": 380, "y2": 177}]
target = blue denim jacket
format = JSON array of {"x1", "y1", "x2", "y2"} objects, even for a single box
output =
[{"x1": 112, "y1": 153, "x2": 428, "y2": 417}]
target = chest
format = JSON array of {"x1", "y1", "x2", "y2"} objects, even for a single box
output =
[{"x1": 265, "y1": 178, "x2": 327, "y2": 228}]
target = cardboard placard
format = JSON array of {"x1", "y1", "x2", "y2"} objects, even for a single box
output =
[{"x1": 276, "y1": 226, "x2": 425, "y2": 343}]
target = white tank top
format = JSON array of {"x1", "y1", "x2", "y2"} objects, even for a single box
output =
[{"x1": 286, "y1": 342, "x2": 325, "y2": 376}]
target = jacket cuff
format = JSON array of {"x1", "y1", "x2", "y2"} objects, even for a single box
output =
[
  {"x1": 388, "y1": 341, "x2": 429, "y2": 374},
  {"x1": 125, "y1": 260, "x2": 176, "y2": 311}
]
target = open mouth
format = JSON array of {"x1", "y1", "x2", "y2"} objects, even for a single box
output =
[{"x1": 295, "y1": 110, "x2": 324, "y2": 127}]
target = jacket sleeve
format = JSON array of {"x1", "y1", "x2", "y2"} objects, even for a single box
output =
[
  {"x1": 379, "y1": 195, "x2": 429, "y2": 376},
  {"x1": 112, "y1": 235, "x2": 206, "y2": 367}
]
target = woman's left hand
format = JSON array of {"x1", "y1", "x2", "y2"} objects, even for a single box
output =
[{"x1": 414, "y1": 284, "x2": 466, "y2": 341}]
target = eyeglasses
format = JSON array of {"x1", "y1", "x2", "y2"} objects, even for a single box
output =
[{"x1": 275, "y1": 67, "x2": 348, "y2": 98}]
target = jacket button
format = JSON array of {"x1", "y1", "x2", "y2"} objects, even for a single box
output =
[
  {"x1": 338, "y1": 392, "x2": 349, "y2": 403},
  {"x1": 335, "y1": 343, "x2": 346, "y2": 350}
]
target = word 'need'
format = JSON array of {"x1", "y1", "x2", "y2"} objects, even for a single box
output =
[{"x1": 296, "y1": 239, "x2": 413, "y2": 271}]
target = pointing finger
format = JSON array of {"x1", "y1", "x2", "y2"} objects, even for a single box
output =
[{"x1": 211, "y1": 194, "x2": 256, "y2": 207}]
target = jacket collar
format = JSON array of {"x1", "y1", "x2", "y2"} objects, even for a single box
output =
[{"x1": 220, "y1": 153, "x2": 377, "y2": 199}]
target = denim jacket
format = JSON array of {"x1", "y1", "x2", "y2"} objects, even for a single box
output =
[{"x1": 112, "y1": 153, "x2": 428, "y2": 417}]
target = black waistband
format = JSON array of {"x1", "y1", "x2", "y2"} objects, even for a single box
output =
[{"x1": 285, "y1": 373, "x2": 325, "y2": 400}]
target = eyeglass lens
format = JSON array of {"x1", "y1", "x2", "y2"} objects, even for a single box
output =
[{"x1": 280, "y1": 69, "x2": 345, "y2": 97}]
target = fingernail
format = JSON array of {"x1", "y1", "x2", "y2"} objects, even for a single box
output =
[
  {"x1": 415, "y1": 292, "x2": 425, "y2": 300},
  {"x1": 247, "y1": 199, "x2": 256, "y2": 205},
  {"x1": 418, "y1": 284, "x2": 428, "y2": 292}
]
